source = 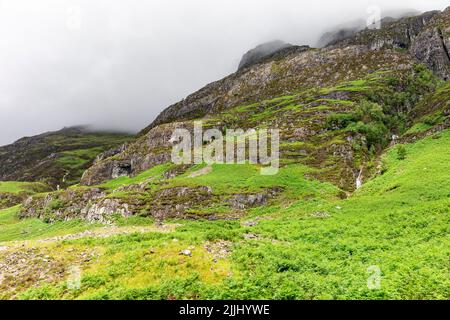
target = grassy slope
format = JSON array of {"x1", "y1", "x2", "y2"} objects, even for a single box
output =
[
  {"x1": 0, "y1": 128, "x2": 132, "y2": 187},
  {"x1": 0, "y1": 206, "x2": 99, "y2": 242},
  {"x1": 0, "y1": 182, "x2": 48, "y2": 194},
  {"x1": 2, "y1": 129, "x2": 448, "y2": 300},
  {"x1": 0, "y1": 181, "x2": 50, "y2": 209}
]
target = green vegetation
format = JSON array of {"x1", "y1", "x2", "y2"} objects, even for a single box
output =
[
  {"x1": 396, "y1": 145, "x2": 407, "y2": 160},
  {"x1": 57, "y1": 147, "x2": 105, "y2": 169},
  {"x1": 0, "y1": 181, "x2": 50, "y2": 209},
  {"x1": 100, "y1": 163, "x2": 171, "y2": 190},
  {"x1": 405, "y1": 81, "x2": 450, "y2": 135},
  {"x1": 166, "y1": 163, "x2": 337, "y2": 199},
  {"x1": 0, "y1": 40, "x2": 448, "y2": 300},
  {"x1": 0, "y1": 206, "x2": 99, "y2": 242},
  {"x1": 1, "y1": 130, "x2": 448, "y2": 300},
  {"x1": 0, "y1": 181, "x2": 48, "y2": 194},
  {"x1": 405, "y1": 122, "x2": 433, "y2": 134},
  {"x1": 0, "y1": 127, "x2": 133, "y2": 188}
]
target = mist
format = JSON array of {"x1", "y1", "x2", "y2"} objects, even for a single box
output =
[{"x1": 0, "y1": 0, "x2": 448, "y2": 145}]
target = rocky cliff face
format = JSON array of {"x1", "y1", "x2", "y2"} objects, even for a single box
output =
[
  {"x1": 137, "y1": 8, "x2": 449, "y2": 138},
  {"x1": 80, "y1": 122, "x2": 186, "y2": 186},
  {"x1": 328, "y1": 8, "x2": 450, "y2": 80},
  {"x1": 317, "y1": 10, "x2": 421, "y2": 48}
]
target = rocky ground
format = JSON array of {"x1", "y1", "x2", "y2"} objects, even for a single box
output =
[{"x1": 0, "y1": 224, "x2": 178, "y2": 299}]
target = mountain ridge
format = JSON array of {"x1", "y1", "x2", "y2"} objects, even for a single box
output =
[{"x1": 0, "y1": 126, "x2": 132, "y2": 188}]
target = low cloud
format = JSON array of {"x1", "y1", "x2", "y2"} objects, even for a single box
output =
[{"x1": 0, "y1": 0, "x2": 448, "y2": 145}]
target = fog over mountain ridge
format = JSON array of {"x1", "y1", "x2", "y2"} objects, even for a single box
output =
[{"x1": 0, "y1": 0, "x2": 448, "y2": 146}]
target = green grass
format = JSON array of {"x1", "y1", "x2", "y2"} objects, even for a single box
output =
[
  {"x1": 405, "y1": 122, "x2": 433, "y2": 134},
  {"x1": 100, "y1": 163, "x2": 172, "y2": 190},
  {"x1": 57, "y1": 147, "x2": 105, "y2": 169},
  {"x1": 0, "y1": 205, "x2": 21, "y2": 225},
  {"x1": 14, "y1": 129, "x2": 449, "y2": 300},
  {"x1": 0, "y1": 206, "x2": 100, "y2": 243},
  {"x1": 162, "y1": 162, "x2": 339, "y2": 199},
  {"x1": 0, "y1": 181, "x2": 48, "y2": 194}
]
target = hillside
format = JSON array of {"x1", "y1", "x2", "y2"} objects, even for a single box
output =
[
  {"x1": 1, "y1": 129, "x2": 448, "y2": 299},
  {"x1": 0, "y1": 182, "x2": 50, "y2": 210},
  {"x1": 0, "y1": 126, "x2": 132, "y2": 188},
  {"x1": 0, "y1": 7, "x2": 448, "y2": 300}
]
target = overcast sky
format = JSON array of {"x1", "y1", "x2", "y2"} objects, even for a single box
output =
[{"x1": 0, "y1": 0, "x2": 448, "y2": 145}]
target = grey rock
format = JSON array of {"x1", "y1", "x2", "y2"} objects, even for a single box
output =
[
  {"x1": 242, "y1": 221, "x2": 258, "y2": 227},
  {"x1": 238, "y1": 40, "x2": 293, "y2": 70},
  {"x1": 410, "y1": 27, "x2": 450, "y2": 80},
  {"x1": 179, "y1": 249, "x2": 192, "y2": 257},
  {"x1": 311, "y1": 211, "x2": 331, "y2": 218}
]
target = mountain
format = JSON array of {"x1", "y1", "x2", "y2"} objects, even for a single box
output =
[
  {"x1": 328, "y1": 9, "x2": 450, "y2": 80},
  {"x1": 317, "y1": 19, "x2": 366, "y2": 48},
  {"x1": 316, "y1": 9, "x2": 421, "y2": 47},
  {"x1": 237, "y1": 40, "x2": 295, "y2": 70},
  {"x1": 0, "y1": 126, "x2": 132, "y2": 188},
  {"x1": 0, "y1": 7, "x2": 449, "y2": 300},
  {"x1": 80, "y1": 7, "x2": 449, "y2": 191}
]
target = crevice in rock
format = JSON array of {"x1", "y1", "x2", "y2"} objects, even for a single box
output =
[
  {"x1": 437, "y1": 28, "x2": 450, "y2": 62},
  {"x1": 406, "y1": 27, "x2": 411, "y2": 46}
]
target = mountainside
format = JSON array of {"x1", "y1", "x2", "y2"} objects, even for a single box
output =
[
  {"x1": 81, "y1": 7, "x2": 449, "y2": 192},
  {"x1": 328, "y1": 8, "x2": 450, "y2": 80},
  {"x1": 0, "y1": 7, "x2": 449, "y2": 300},
  {"x1": 317, "y1": 9, "x2": 421, "y2": 48},
  {"x1": 0, "y1": 126, "x2": 132, "y2": 188},
  {"x1": 237, "y1": 40, "x2": 295, "y2": 70}
]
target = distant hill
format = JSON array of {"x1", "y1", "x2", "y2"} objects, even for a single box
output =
[{"x1": 0, "y1": 126, "x2": 133, "y2": 188}]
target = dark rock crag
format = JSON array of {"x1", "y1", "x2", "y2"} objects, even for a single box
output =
[
  {"x1": 328, "y1": 8, "x2": 450, "y2": 80},
  {"x1": 238, "y1": 40, "x2": 294, "y2": 70}
]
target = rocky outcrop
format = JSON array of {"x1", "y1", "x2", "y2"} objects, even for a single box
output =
[
  {"x1": 150, "y1": 186, "x2": 214, "y2": 220},
  {"x1": 20, "y1": 188, "x2": 136, "y2": 223},
  {"x1": 94, "y1": 143, "x2": 129, "y2": 163},
  {"x1": 318, "y1": 10, "x2": 421, "y2": 47},
  {"x1": 81, "y1": 122, "x2": 186, "y2": 186},
  {"x1": 238, "y1": 40, "x2": 294, "y2": 70},
  {"x1": 226, "y1": 188, "x2": 281, "y2": 210},
  {"x1": 410, "y1": 27, "x2": 450, "y2": 80},
  {"x1": 0, "y1": 193, "x2": 23, "y2": 209},
  {"x1": 19, "y1": 182, "x2": 285, "y2": 222},
  {"x1": 329, "y1": 8, "x2": 450, "y2": 80}
]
